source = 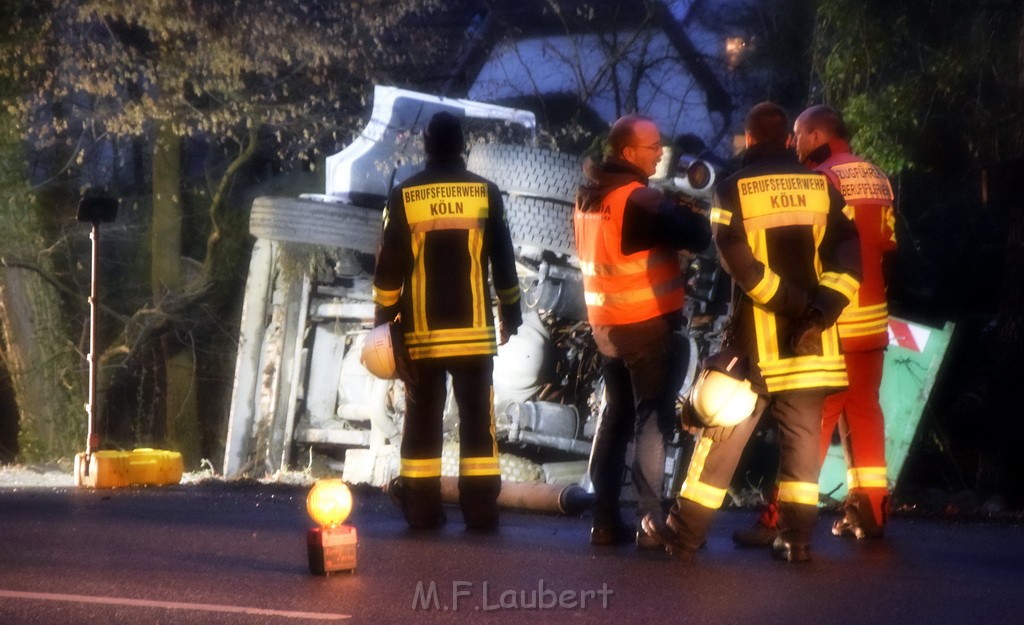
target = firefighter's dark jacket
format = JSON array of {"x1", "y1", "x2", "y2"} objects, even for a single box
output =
[
  {"x1": 710, "y1": 144, "x2": 862, "y2": 393},
  {"x1": 372, "y1": 157, "x2": 522, "y2": 360}
]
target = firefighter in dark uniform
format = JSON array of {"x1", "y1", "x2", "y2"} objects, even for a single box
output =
[
  {"x1": 372, "y1": 112, "x2": 523, "y2": 531},
  {"x1": 574, "y1": 114, "x2": 711, "y2": 547},
  {"x1": 642, "y1": 102, "x2": 862, "y2": 562},
  {"x1": 733, "y1": 105, "x2": 898, "y2": 547}
]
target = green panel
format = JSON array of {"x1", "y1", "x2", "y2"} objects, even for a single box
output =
[{"x1": 818, "y1": 318, "x2": 955, "y2": 501}]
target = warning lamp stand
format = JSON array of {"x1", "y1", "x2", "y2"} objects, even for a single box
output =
[
  {"x1": 307, "y1": 525, "x2": 358, "y2": 575},
  {"x1": 306, "y1": 480, "x2": 357, "y2": 575},
  {"x1": 72, "y1": 192, "x2": 183, "y2": 489}
]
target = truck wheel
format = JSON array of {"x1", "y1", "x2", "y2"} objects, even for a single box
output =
[
  {"x1": 503, "y1": 196, "x2": 577, "y2": 257},
  {"x1": 248, "y1": 196, "x2": 383, "y2": 254},
  {"x1": 467, "y1": 144, "x2": 585, "y2": 205},
  {"x1": 467, "y1": 145, "x2": 585, "y2": 258}
]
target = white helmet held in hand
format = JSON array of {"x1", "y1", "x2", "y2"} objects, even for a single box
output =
[
  {"x1": 689, "y1": 351, "x2": 757, "y2": 427},
  {"x1": 360, "y1": 323, "x2": 399, "y2": 379}
]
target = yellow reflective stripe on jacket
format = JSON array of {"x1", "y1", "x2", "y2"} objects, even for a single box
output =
[
  {"x1": 468, "y1": 229, "x2": 485, "y2": 328},
  {"x1": 759, "y1": 353, "x2": 848, "y2": 393},
  {"x1": 460, "y1": 456, "x2": 501, "y2": 477},
  {"x1": 838, "y1": 303, "x2": 888, "y2": 338},
  {"x1": 748, "y1": 268, "x2": 782, "y2": 305},
  {"x1": 710, "y1": 206, "x2": 732, "y2": 226},
  {"x1": 743, "y1": 209, "x2": 827, "y2": 233},
  {"x1": 405, "y1": 327, "x2": 497, "y2": 359},
  {"x1": 373, "y1": 285, "x2": 401, "y2": 307},
  {"x1": 778, "y1": 481, "x2": 819, "y2": 506},
  {"x1": 407, "y1": 343, "x2": 496, "y2": 360},
  {"x1": 495, "y1": 284, "x2": 521, "y2": 305},
  {"x1": 847, "y1": 466, "x2": 888, "y2": 490},
  {"x1": 401, "y1": 457, "x2": 442, "y2": 478},
  {"x1": 405, "y1": 327, "x2": 496, "y2": 347},
  {"x1": 819, "y1": 271, "x2": 860, "y2": 301},
  {"x1": 411, "y1": 231, "x2": 430, "y2": 331}
]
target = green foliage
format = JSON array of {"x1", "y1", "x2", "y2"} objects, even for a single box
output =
[{"x1": 813, "y1": 0, "x2": 1024, "y2": 173}]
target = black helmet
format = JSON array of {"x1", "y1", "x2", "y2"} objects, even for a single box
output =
[{"x1": 423, "y1": 111, "x2": 465, "y2": 158}]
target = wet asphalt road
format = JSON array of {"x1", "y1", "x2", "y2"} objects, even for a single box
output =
[{"x1": 1, "y1": 482, "x2": 1023, "y2": 625}]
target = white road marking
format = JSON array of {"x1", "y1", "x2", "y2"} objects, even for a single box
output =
[{"x1": 0, "y1": 589, "x2": 351, "y2": 620}]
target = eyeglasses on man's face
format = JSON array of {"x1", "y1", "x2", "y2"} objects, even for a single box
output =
[{"x1": 631, "y1": 142, "x2": 663, "y2": 151}]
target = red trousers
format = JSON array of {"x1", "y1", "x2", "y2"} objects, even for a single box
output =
[{"x1": 821, "y1": 348, "x2": 888, "y2": 525}]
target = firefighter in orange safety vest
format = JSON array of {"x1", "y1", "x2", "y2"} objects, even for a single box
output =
[
  {"x1": 641, "y1": 102, "x2": 863, "y2": 562},
  {"x1": 732, "y1": 104, "x2": 898, "y2": 547},
  {"x1": 372, "y1": 112, "x2": 523, "y2": 532},
  {"x1": 574, "y1": 114, "x2": 711, "y2": 549}
]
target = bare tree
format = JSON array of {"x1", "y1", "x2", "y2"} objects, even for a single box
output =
[{"x1": 0, "y1": 0, "x2": 431, "y2": 465}]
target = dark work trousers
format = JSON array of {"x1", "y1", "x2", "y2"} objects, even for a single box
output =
[
  {"x1": 400, "y1": 356, "x2": 501, "y2": 529},
  {"x1": 589, "y1": 330, "x2": 689, "y2": 527},
  {"x1": 673, "y1": 386, "x2": 827, "y2": 547}
]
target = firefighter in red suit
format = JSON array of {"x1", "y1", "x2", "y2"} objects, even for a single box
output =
[
  {"x1": 733, "y1": 105, "x2": 897, "y2": 545},
  {"x1": 798, "y1": 105, "x2": 897, "y2": 537}
]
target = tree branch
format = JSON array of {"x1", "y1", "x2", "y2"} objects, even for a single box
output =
[{"x1": 0, "y1": 256, "x2": 129, "y2": 324}]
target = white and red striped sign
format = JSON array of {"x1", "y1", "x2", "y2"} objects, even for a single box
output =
[{"x1": 888, "y1": 318, "x2": 930, "y2": 353}]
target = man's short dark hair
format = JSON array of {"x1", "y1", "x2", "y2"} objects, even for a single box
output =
[
  {"x1": 424, "y1": 111, "x2": 465, "y2": 158},
  {"x1": 745, "y1": 102, "x2": 790, "y2": 148}
]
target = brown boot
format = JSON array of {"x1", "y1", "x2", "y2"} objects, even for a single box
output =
[
  {"x1": 832, "y1": 493, "x2": 885, "y2": 539},
  {"x1": 640, "y1": 513, "x2": 698, "y2": 561}
]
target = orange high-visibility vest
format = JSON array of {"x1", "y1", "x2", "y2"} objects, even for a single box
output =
[
  {"x1": 817, "y1": 153, "x2": 897, "y2": 352},
  {"x1": 574, "y1": 182, "x2": 686, "y2": 326}
]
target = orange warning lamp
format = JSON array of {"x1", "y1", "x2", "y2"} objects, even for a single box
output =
[
  {"x1": 307, "y1": 479, "x2": 353, "y2": 527},
  {"x1": 306, "y1": 479, "x2": 357, "y2": 575}
]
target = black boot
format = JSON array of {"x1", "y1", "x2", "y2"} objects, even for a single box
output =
[
  {"x1": 772, "y1": 502, "x2": 816, "y2": 563},
  {"x1": 393, "y1": 476, "x2": 446, "y2": 529},
  {"x1": 459, "y1": 475, "x2": 500, "y2": 532}
]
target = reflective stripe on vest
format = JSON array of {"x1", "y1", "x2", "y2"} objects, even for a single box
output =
[
  {"x1": 820, "y1": 155, "x2": 895, "y2": 349},
  {"x1": 574, "y1": 182, "x2": 685, "y2": 325}
]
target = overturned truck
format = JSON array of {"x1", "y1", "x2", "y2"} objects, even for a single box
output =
[{"x1": 224, "y1": 86, "x2": 952, "y2": 509}]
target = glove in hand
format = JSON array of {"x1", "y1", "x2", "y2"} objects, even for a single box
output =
[{"x1": 790, "y1": 309, "x2": 825, "y2": 356}]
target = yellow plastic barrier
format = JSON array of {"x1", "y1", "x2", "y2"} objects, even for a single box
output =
[{"x1": 75, "y1": 448, "x2": 184, "y2": 488}]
